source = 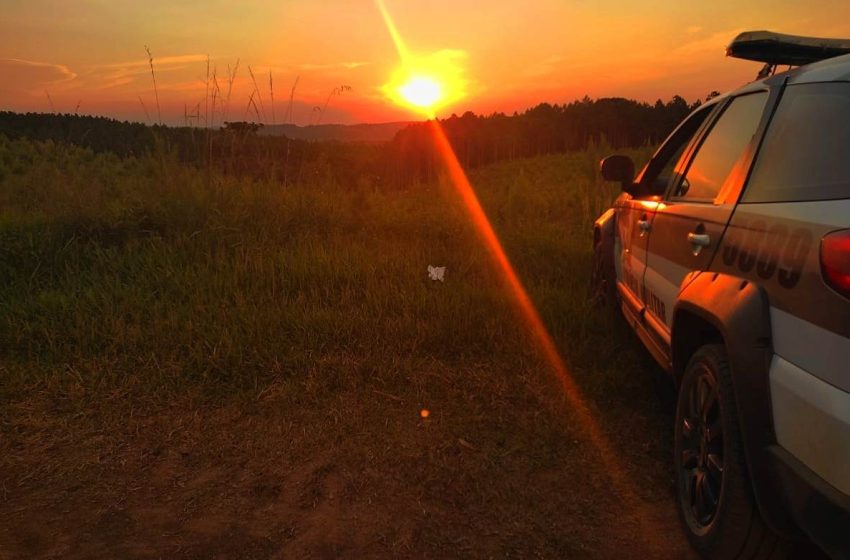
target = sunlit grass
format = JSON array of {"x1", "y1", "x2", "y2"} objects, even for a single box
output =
[{"x1": 0, "y1": 136, "x2": 652, "y2": 398}]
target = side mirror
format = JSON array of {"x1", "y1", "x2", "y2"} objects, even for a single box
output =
[{"x1": 600, "y1": 155, "x2": 636, "y2": 192}]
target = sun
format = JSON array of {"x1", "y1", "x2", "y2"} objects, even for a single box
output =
[
  {"x1": 398, "y1": 75, "x2": 443, "y2": 109},
  {"x1": 382, "y1": 51, "x2": 469, "y2": 117},
  {"x1": 375, "y1": 0, "x2": 469, "y2": 117}
]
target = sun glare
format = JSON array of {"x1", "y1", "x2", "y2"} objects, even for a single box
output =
[
  {"x1": 383, "y1": 54, "x2": 467, "y2": 117},
  {"x1": 376, "y1": 0, "x2": 468, "y2": 117},
  {"x1": 398, "y1": 75, "x2": 443, "y2": 108}
]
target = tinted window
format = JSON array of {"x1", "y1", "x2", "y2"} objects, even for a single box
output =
[
  {"x1": 674, "y1": 92, "x2": 768, "y2": 201},
  {"x1": 640, "y1": 105, "x2": 714, "y2": 196},
  {"x1": 744, "y1": 82, "x2": 850, "y2": 202}
]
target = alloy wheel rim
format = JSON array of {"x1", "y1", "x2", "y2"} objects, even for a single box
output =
[{"x1": 680, "y1": 366, "x2": 724, "y2": 530}]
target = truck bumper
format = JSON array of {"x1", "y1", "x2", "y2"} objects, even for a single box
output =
[{"x1": 769, "y1": 354, "x2": 850, "y2": 557}]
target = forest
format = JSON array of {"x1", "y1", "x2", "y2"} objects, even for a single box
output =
[{"x1": 0, "y1": 94, "x2": 699, "y2": 187}]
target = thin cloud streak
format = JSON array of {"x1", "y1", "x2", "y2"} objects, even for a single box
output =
[
  {"x1": 296, "y1": 61, "x2": 370, "y2": 71},
  {"x1": 0, "y1": 58, "x2": 77, "y2": 82}
]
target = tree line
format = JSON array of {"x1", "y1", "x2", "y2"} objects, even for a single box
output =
[
  {"x1": 0, "y1": 95, "x2": 699, "y2": 188},
  {"x1": 386, "y1": 96, "x2": 699, "y2": 184}
]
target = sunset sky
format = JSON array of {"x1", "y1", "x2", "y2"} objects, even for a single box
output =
[{"x1": 3, "y1": 0, "x2": 850, "y2": 125}]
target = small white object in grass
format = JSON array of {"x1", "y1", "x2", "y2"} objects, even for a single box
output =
[{"x1": 427, "y1": 265, "x2": 446, "y2": 282}]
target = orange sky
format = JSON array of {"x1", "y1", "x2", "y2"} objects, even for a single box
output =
[{"x1": 2, "y1": 0, "x2": 850, "y2": 125}]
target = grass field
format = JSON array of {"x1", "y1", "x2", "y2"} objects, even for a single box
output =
[{"x1": 0, "y1": 136, "x2": 699, "y2": 558}]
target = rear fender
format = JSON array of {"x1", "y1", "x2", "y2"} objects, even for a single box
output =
[{"x1": 673, "y1": 272, "x2": 798, "y2": 535}]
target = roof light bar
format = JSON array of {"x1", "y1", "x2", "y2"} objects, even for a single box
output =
[{"x1": 727, "y1": 30, "x2": 850, "y2": 67}]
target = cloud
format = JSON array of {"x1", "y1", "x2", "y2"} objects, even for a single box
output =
[
  {"x1": 70, "y1": 55, "x2": 368, "y2": 96},
  {"x1": 82, "y1": 54, "x2": 210, "y2": 90},
  {"x1": 673, "y1": 29, "x2": 743, "y2": 56},
  {"x1": 296, "y1": 61, "x2": 370, "y2": 71},
  {"x1": 99, "y1": 54, "x2": 210, "y2": 70},
  {"x1": 0, "y1": 58, "x2": 77, "y2": 95}
]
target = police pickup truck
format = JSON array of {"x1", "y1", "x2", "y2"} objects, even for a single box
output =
[{"x1": 592, "y1": 30, "x2": 850, "y2": 560}]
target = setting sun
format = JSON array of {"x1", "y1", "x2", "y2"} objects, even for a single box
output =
[
  {"x1": 398, "y1": 75, "x2": 443, "y2": 108},
  {"x1": 377, "y1": 0, "x2": 469, "y2": 117},
  {"x1": 382, "y1": 53, "x2": 469, "y2": 117}
]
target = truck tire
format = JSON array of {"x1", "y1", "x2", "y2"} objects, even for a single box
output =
[
  {"x1": 590, "y1": 242, "x2": 617, "y2": 307},
  {"x1": 674, "y1": 344, "x2": 787, "y2": 559}
]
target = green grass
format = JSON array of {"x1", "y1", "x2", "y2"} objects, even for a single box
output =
[
  {"x1": 0, "y1": 135, "x2": 652, "y2": 399},
  {"x1": 0, "y1": 136, "x2": 698, "y2": 559}
]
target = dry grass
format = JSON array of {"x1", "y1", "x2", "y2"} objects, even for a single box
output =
[{"x1": 144, "y1": 46, "x2": 162, "y2": 126}]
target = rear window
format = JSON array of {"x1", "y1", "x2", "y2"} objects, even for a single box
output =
[{"x1": 743, "y1": 82, "x2": 850, "y2": 202}]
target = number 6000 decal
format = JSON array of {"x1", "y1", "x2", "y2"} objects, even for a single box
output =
[{"x1": 721, "y1": 220, "x2": 813, "y2": 289}]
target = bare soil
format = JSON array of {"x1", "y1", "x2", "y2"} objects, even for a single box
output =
[{"x1": 0, "y1": 356, "x2": 702, "y2": 560}]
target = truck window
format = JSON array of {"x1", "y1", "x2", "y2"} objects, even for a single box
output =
[
  {"x1": 673, "y1": 92, "x2": 768, "y2": 202},
  {"x1": 743, "y1": 82, "x2": 850, "y2": 203},
  {"x1": 639, "y1": 104, "x2": 714, "y2": 196}
]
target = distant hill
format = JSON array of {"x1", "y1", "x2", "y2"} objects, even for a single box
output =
[{"x1": 258, "y1": 122, "x2": 414, "y2": 142}]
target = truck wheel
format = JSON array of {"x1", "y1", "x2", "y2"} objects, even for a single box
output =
[
  {"x1": 590, "y1": 243, "x2": 616, "y2": 307},
  {"x1": 674, "y1": 344, "x2": 786, "y2": 559}
]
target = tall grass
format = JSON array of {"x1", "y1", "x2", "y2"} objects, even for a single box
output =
[
  {"x1": 0, "y1": 135, "x2": 652, "y2": 401},
  {"x1": 144, "y1": 46, "x2": 162, "y2": 125},
  {"x1": 247, "y1": 65, "x2": 267, "y2": 124},
  {"x1": 316, "y1": 85, "x2": 352, "y2": 125},
  {"x1": 45, "y1": 90, "x2": 56, "y2": 114},
  {"x1": 286, "y1": 75, "x2": 300, "y2": 124}
]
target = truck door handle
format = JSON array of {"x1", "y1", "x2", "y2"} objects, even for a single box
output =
[
  {"x1": 687, "y1": 233, "x2": 711, "y2": 247},
  {"x1": 638, "y1": 219, "x2": 651, "y2": 233}
]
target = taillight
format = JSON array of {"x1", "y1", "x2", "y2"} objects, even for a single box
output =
[{"x1": 821, "y1": 230, "x2": 850, "y2": 298}]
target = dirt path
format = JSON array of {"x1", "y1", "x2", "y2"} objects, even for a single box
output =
[{"x1": 0, "y1": 359, "x2": 699, "y2": 560}]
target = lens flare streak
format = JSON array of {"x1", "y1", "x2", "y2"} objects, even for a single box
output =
[
  {"x1": 429, "y1": 119, "x2": 608, "y2": 448},
  {"x1": 426, "y1": 117, "x2": 663, "y2": 551},
  {"x1": 377, "y1": 0, "x2": 663, "y2": 551}
]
